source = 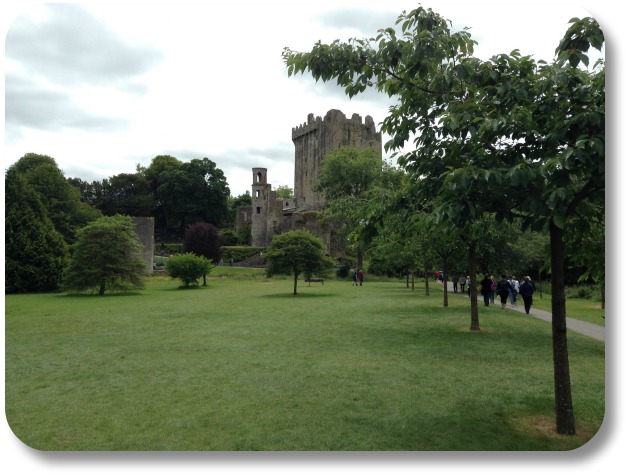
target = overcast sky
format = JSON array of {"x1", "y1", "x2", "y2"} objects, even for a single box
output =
[
  {"x1": 3, "y1": 0, "x2": 612, "y2": 199},
  {"x1": 1, "y1": 0, "x2": 625, "y2": 472}
]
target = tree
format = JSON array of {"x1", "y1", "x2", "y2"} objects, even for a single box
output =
[
  {"x1": 183, "y1": 222, "x2": 223, "y2": 285},
  {"x1": 265, "y1": 230, "x2": 335, "y2": 295},
  {"x1": 5, "y1": 168, "x2": 69, "y2": 293},
  {"x1": 314, "y1": 147, "x2": 384, "y2": 270},
  {"x1": 166, "y1": 253, "x2": 213, "y2": 287},
  {"x1": 275, "y1": 185, "x2": 293, "y2": 199},
  {"x1": 62, "y1": 215, "x2": 146, "y2": 295},
  {"x1": 283, "y1": 7, "x2": 604, "y2": 435},
  {"x1": 146, "y1": 156, "x2": 231, "y2": 237},
  {"x1": 10, "y1": 153, "x2": 102, "y2": 244}
]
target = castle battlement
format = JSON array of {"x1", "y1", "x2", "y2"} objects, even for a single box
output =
[{"x1": 292, "y1": 109, "x2": 377, "y2": 140}]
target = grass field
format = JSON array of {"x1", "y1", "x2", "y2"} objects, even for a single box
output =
[{"x1": 5, "y1": 273, "x2": 605, "y2": 451}]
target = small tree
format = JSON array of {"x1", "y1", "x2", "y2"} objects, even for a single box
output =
[
  {"x1": 62, "y1": 215, "x2": 146, "y2": 295},
  {"x1": 265, "y1": 230, "x2": 335, "y2": 295},
  {"x1": 166, "y1": 253, "x2": 213, "y2": 287},
  {"x1": 183, "y1": 222, "x2": 223, "y2": 285}
]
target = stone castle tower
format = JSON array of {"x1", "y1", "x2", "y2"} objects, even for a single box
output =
[
  {"x1": 248, "y1": 109, "x2": 382, "y2": 248},
  {"x1": 292, "y1": 109, "x2": 382, "y2": 209}
]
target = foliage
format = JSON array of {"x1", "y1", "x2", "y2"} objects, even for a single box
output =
[
  {"x1": 226, "y1": 191, "x2": 252, "y2": 227},
  {"x1": 284, "y1": 7, "x2": 604, "y2": 435},
  {"x1": 165, "y1": 253, "x2": 213, "y2": 287},
  {"x1": 221, "y1": 246, "x2": 265, "y2": 263},
  {"x1": 62, "y1": 215, "x2": 146, "y2": 295},
  {"x1": 10, "y1": 153, "x2": 102, "y2": 244},
  {"x1": 5, "y1": 168, "x2": 69, "y2": 293},
  {"x1": 183, "y1": 222, "x2": 223, "y2": 263},
  {"x1": 275, "y1": 185, "x2": 293, "y2": 199},
  {"x1": 69, "y1": 172, "x2": 153, "y2": 218},
  {"x1": 265, "y1": 230, "x2": 335, "y2": 295}
]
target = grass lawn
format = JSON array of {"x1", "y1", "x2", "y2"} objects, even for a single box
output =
[{"x1": 5, "y1": 274, "x2": 604, "y2": 451}]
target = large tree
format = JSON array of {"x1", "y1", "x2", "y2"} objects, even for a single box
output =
[
  {"x1": 62, "y1": 215, "x2": 147, "y2": 295},
  {"x1": 5, "y1": 168, "x2": 69, "y2": 293},
  {"x1": 10, "y1": 153, "x2": 102, "y2": 244},
  {"x1": 283, "y1": 8, "x2": 604, "y2": 435},
  {"x1": 265, "y1": 230, "x2": 335, "y2": 295}
]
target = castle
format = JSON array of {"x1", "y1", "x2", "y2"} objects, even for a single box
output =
[{"x1": 235, "y1": 109, "x2": 382, "y2": 251}]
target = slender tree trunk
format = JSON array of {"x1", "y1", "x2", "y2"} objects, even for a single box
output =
[
  {"x1": 293, "y1": 271, "x2": 298, "y2": 295},
  {"x1": 411, "y1": 271, "x2": 415, "y2": 291},
  {"x1": 406, "y1": 266, "x2": 410, "y2": 288},
  {"x1": 442, "y1": 265, "x2": 448, "y2": 307},
  {"x1": 550, "y1": 222, "x2": 576, "y2": 435},
  {"x1": 99, "y1": 279, "x2": 106, "y2": 296},
  {"x1": 357, "y1": 246, "x2": 363, "y2": 272},
  {"x1": 424, "y1": 265, "x2": 430, "y2": 296},
  {"x1": 203, "y1": 274, "x2": 207, "y2": 286},
  {"x1": 468, "y1": 240, "x2": 480, "y2": 331}
]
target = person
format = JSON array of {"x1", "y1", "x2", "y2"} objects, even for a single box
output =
[
  {"x1": 495, "y1": 275, "x2": 513, "y2": 309},
  {"x1": 459, "y1": 274, "x2": 467, "y2": 293},
  {"x1": 509, "y1": 275, "x2": 520, "y2": 306},
  {"x1": 350, "y1": 267, "x2": 357, "y2": 286},
  {"x1": 357, "y1": 270, "x2": 365, "y2": 286},
  {"x1": 519, "y1": 276, "x2": 536, "y2": 314},
  {"x1": 452, "y1": 273, "x2": 459, "y2": 293},
  {"x1": 489, "y1": 276, "x2": 497, "y2": 304},
  {"x1": 466, "y1": 275, "x2": 471, "y2": 297},
  {"x1": 479, "y1": 273, "x2": 493, "y2": 306}
]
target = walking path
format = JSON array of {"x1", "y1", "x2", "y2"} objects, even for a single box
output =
[{"x1": 444, "y1": 282, "x2": 604, "y2": 342}]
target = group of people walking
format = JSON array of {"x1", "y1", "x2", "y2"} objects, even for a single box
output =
[
  {"x1": 478, "y1": 274, "x2": 536, "y2": 314},
  {"x1": 451, "y1": 272, "x2": 537, "y2": 314}
]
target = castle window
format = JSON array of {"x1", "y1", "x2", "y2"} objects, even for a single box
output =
[
  {"x1": 256, "y1": 172, "x2": 263, "y2": 183},
  {"x1": 256, "y1": 207, "x2": 261, "y2": 214},
  {"x1": 255, "y1": 190, "x2": 260, "y2": 198}
]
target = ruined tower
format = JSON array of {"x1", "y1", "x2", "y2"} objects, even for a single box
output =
[
  {"x1": 291, "y1": 109, "x2": 382, "y2": 209},
  {"x1": 250, "y1": 168, "x2": 283, "y2": 247}
]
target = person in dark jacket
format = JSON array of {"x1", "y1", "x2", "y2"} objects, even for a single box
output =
[
  {"x1": 495, "y1": 275, "x2": 513, "y2": 309},
  {"x1": 518, "y1": 276, "x2": 536, "y2": 314},
  {"x1": 479, "y1": 274, "x2": 493, "y2": 306}
]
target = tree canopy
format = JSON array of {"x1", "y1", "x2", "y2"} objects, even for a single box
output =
[
  {"x1": 62, "y1": 215, "x2": 147, "y2": 295},
  {"x1": 265, "y1": 230, "x2": 335, "y2": 295}
]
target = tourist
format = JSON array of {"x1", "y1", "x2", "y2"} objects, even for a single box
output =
[
  {"x1": 489, "y1": 275, "x2": 497, "y2": 304},
  {"x1": 358, "y1": 270, "x2": 365, "y2": 286},
  {"x1": 509, "y1": 275, "x2": 520, "y2": 306},
  {"x1": 350, "y1": 267, "x2": 357, "y2": 286},
  {"x1": 495, "y1": 275, "x2": 513, "y2": 309},
  {"x1": 480, "y1": 273, "x2": 493, "y2": 306},
  {"x1": 452, "y1": 272, "x2": 459, "y2": 293},
  {"x1": 459, "y1": 274, "x2": 467, "y2": 293},
  {"x1": 519, "y1": 276, "x2": 536, "y2": 314}
]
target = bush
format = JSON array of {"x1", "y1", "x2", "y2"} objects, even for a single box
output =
[
  {"x1": 221, "y1": 246, "x2": 265, "y2": 263},
  {"x1": 166, "y1": 253, "x2": 213, "y2": 287}
]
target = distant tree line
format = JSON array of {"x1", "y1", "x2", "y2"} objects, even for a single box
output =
[{"x1": 5, "y1": 152, "x2": 252, "y2": 293}]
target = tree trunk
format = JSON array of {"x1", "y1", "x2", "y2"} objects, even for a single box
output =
[
  {"x1": 468, "y1": 240, "x2": 480, "y2": 331},
  {"x1": 357, "y1": 246, "x2": 364, "y2": 272},
  {"x1": 99, "y1": 279, "x2": 106, "y2": 296},
  {"x1": 424, "y1": 265, "x2": 430, "y2": 296},
  {"x1": 550, "y1": 222, "x2": 576, "y2": 435},
  {"x1": 411, "y1": 271, "x2": 415, "y2": 291},
  {"x1": 293, "y1": 271, "x2": 298, "y2": 295},
  {"x1": 203, "y1": 274, "x2": 207, "y2": 286},
  {"x1": 442, "y1": 265, "x2": 448, "y2": 307}
]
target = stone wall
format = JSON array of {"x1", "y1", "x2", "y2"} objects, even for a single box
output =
[{"x1": 132, "y1": 216, "x2": 155, "y2": 274}]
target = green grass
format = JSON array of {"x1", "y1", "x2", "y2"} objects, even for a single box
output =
[
  {"x1": 526, "y1": 293, "x2": 605, "y2": 325},
  {"x1": 5, "y1": 275, "x2": 604, "y2": 451}
]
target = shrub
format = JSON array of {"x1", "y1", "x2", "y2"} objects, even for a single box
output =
[{"x1": 166, "y1": 253, "x2": 213, "y2": 287}]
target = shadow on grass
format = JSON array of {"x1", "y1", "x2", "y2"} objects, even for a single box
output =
[
  {"x1": 260, "y1": 292, "x2": 338, "y2": 299},
  {"x1": 58, "y1": 291, "x2": 143, "y2": 298}
]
